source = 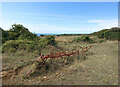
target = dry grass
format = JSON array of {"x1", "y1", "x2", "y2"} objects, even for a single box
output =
[
  {"x1": 55, "y1": 36, "x2": 80, "y2": 42},
  {"x1": 2, "y1": 36, "x2": 118, "y2": 85}
]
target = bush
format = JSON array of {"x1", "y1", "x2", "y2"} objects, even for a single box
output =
[
  {"x1": 2, "y1": 40, "x2": 36, "y2": 53},
  {"x1": 98, "y1": 39, "x2": 105, "y2": 43},
  {"x1": 72, "y1": 35, "x2": 95, "y2": 43},
  {"x1": 38, "y1": 35, "x2": 56, "y2": 47},
  {"x1": 40, "y1": 34, "x2": 45, "y2": 37},
  {"x1": 72, "y1": 37, "x2": 81, "y2": 43},
  {"x1": 26, "y1": 42, "x2": 36, "y2": 52},
  {"x1": 9, "y1": 48, "x2": 16, "y2": 53},
  {"x1": 35, "y1": 35, "x2": 56, "y2": 54},
  {"x1": 92, "y1": 27, "x2": 120, "y2": 40},
  {"x1": 2, "y1": 35, "x2": 56, "y2": 53},
  {"x1": 44, "y1": 35, "x2": 56, "y2": 46},
  {"x1": 2, "y1": 24, "x2": 38, "y2": 44}
]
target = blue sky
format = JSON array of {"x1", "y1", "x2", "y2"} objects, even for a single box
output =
[{"x1": 1, "y1": 2, "x2": 118, "y2": 34}]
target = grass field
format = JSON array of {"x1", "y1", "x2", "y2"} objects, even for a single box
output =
[{"x1": 1, "y1": 36, "x2": 118, "y2": 85}]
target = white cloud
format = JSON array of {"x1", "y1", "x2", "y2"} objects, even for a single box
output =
[
  {"x1": 88, "y1": 19, "x2": 118, "y2": 30},
  {"x1": 1, "y1": 19, "x2": 94, "y2": 33},
  {"x1": 24, "y1": 23, "x2": 93, "y2": 33},
  {"x1": 1, "y1": 19, "x2": 118, "y2": 34},
  {"x1": 1, "y1": 21, "x2": 94, "y2": 34}
]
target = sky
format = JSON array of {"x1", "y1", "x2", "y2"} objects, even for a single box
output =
[{"x1": 1, "y1": 2, "x2": 118, "y2": 34}]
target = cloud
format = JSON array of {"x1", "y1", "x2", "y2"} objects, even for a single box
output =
[
  {"x1": 88, "y1": 19, "x2": 118, "y2": 29},
  {"x1": 4, "y1": 12, "x2": 85, "y2": 23},
  {"x1": 1, "y1": 20, "x2": 94, "y2": 34},
  {"x1": 1, "y1": 19, "x2": 118, "y2": 34},
  {"x1": 24, "y1": 23, "x2": 93, "y2": 33}
]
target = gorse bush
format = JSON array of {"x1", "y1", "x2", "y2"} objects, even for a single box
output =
[
  {"x1": 1, "y1": 24, "x2": 56, "y2": 53},
  {"x1": 92, "y1": 27, "x2": 120, "y2": 40},
  {"x1": 38, "y1": 35, "x2": 55, "y2": 47},
  {"x1": 2, "y1": 35, "x2": 56, "y2": 53},
  {"x1": 9, "y1": 24, "x2": 38, "y2": 41},
  {"x1": 2, "y1": 24, "x2": 38, "y2": 44},
  {"x1": 72, "y1": 35, "x2": 95, "y2": 43},
  {"x1": 35, "y1": 35, "x2": 56, "y2": 54},
  {"x1": 81, "y1": 36, "x2": 94, "y2": 43},
  {"x1": 2, "y1": 40, "x2": 36, "y2": 53},
  {"x1": 44, "y1": 35, "x2": 56, "y2": 46}
]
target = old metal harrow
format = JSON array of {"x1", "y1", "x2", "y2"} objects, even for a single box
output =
[
  {"x1": 36, "y1": 45, "x2": 92, "y2": 64},
  {"x1": 25, "y1": 45, "x2": 92, "y2": 77}
]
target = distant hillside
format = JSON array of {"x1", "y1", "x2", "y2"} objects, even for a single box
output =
[{"x1": 91, "y1": 27, "x2": 120, "y2": 40}]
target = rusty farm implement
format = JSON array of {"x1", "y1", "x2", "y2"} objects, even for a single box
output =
[
  {"x1": 36, "y1": 45, "x2": 92, "y2": 64},
  {"x1": 25, "y1": 45, "x2": 92, "y2": 77}
]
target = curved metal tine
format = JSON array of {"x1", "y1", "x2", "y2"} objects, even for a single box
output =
[
  {"x1": 79, "y1": 45, "x2": 83, "y2": 49},
  {"x1": 71, "y1": 47, "x2": 76, "y2": 51},
  {"x1": 44, "y1": 58, "x2": 48, "y2": 62},
  {"x1": 26, "y1": 70, "x2": 33, "y2": 76},
  {"x1": 36, "y1": 54, "x2": 42, "y2": 61},
  {"x1": 86, "y1": 45, "x2": 92, "y2": 51},
  {"x1": 82, "y1": 45, "x2": 92, "y2": 52},
  {"x1": 41, "y1": 57, "x2": 46, "y2": 64}
]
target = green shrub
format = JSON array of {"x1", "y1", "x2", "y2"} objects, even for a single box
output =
[
  {"x1": 2, "y1": 24, "x2": 38, "y2": 44},
  {"x1": 2, "y1": 35, "x2": 56, "y2": 53},
  {"x1": 26, "y1": 42, "x2": 35, "y2": 52},
  {"x1": 92, "y1": 27, "x2": 120, "y2": 40},
  {"x1": 72, "y1": 37, "x2": 81, "y2": 43},
  {"x1": 37, "y1": 38, "x2": 47, "y2": 48},
  {"x1": 72, "y1": 35, "x2": 95, "y2": 43},
  {"x1": 2, "y1": 32, "x2": 56, "y2": 53},
  {"x1": 44, "y1": 35, "x2": 56, "y2": 46},
  {"x1": 2, "y1": 40, "x2": 36, "y2": 53},
  {"x1": 37, "y1": 35, "x2": 56, "y2": 48},
  {"x1": 9, "y1": 48, "x2": 16, "y2": 53},
  {"x1": 99, "y1": 39, "x2": 105, "y2": 43},
  {"x1": 34, "y1": 50, "x2": 40, "y2": 55}
]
